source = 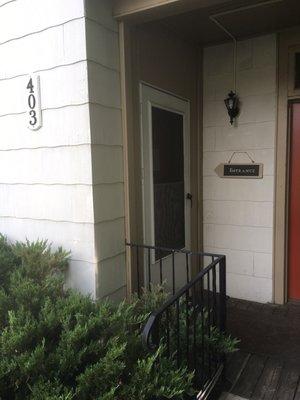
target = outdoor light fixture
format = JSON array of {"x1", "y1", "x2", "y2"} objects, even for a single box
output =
[
  {"x1": 224, "y1": 91, "x2": 239, "y2": 125},
  {"x1": 210, "y1": 13, "x2": 241, "y2": 126}
]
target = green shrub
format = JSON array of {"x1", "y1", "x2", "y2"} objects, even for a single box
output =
[
  {"x1": 0, "y1": 237, "x2": 238, "y2": 399},
  {"x1": 0, "y1": 235, "x2": 19, "y2": 290},
  {"x1": 0, "y1": 238, "x2": 195, "y2": 399}
]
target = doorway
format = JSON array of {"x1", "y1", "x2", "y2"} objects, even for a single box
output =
[
  {"x1": 140, "y1": 83, "x2": 191, "y2": 288},
  {"x1": 288, "y1": 101, "x2": 300, "y2": 301}
]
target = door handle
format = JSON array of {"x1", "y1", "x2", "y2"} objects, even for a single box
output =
[{"x1": 186, "y1": 193, "x2": 193, "y2": 208}]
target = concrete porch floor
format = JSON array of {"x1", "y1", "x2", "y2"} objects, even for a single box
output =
[
  {"x1": 227, "y1": 298, "x2": 300, "y2": 364},
  {"x1": 219, "y1": 298, "x2": 300, "y2": 399}
]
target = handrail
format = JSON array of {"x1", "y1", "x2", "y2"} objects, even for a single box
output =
[
  {"x1": 126, "y1": 241, "x2": 225, "y2": 259},
  {"x1": 126, "y1": 241, "x2": 227, "y2": 395},
  {"x1": 142, "y1": 254, "x2": 225, "y2": 350}
]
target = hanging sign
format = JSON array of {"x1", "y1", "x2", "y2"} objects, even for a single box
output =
[
  {"x1": 215, "y1": 163, "x2": 263, "y2": 179},
  {"x1": 26, "y1": 74, "x2": 42, "y2": 131},
  {"x1": 215, "y1": 151, "x2": 263, "y2": 179}
]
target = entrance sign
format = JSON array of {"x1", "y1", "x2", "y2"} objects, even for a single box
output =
[
  {"x1": 26, "y1": 74, "x2": 42, "y2": 131},
  {"x1": 215, "y1": 163, "x2": 263, "y2": 179}
]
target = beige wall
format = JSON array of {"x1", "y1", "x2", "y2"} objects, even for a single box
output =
[
  {"x1": 0, "y1": 0, "x2": 99, "y2": 296},
  {"x1": 130, "y1": 23, "x2": 202, "y2": 256},
  {"x1": 85, "y1": 0, "x2": 127, "y2": 300},
  {"x1": 203, "y1": 34, "x2": 277, "y2": 303},
  {"x1": 0, "y1": 0, "x2": 126, "y2": 300}
]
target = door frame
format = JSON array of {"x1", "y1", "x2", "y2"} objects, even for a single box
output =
[
  {"x1": 119, "y1": 22, "x2": 202, "y2": 297},
  {"x1": 287, "y1": 99, "x2": 300, "y2": 300},
  {"x1": 140, "y1": 83, "x2": 191, "y2": 257},
  {"x1": 275, "y1": 27, "x2": 300, "y2": 304}
]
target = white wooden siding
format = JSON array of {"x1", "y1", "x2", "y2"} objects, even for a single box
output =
[
  {"x1": 0, "y1": 0, "x2": 85, "y2": 44},
  {"x1": 0, "y1": 19, "x2": 86, "y2": 80},
  {"x1": 85, "y1": 0, "x2": 126, "y2": 299},
  {"x1": 0, "y1": 0, "x2": 126, "y2": 299},
  {"x1": 0, "y1": 106, "x2": 91, "y2": 150},
  {"x1": 85, "y1": 0, "x2": 118, "y2": 33},
  {"x1": 0, "y1": 0, "x2": 96, "y2": 296},
  {"x1": 0, "y1": 218, "x2": 96, "y2": 262}
]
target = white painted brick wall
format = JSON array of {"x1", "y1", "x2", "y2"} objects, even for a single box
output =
[{"x1": 203, "y1": 34, "x2": 277, "y2": 303}]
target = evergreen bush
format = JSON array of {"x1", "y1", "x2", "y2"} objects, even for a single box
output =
[{"x1": 0, "y1": 236, "x2": 238, "y2": 399}]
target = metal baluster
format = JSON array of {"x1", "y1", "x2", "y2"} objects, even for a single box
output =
[
  {"x1": 172, "y1": 251, "x2": 175, "y2": 294},
  {"x1": 166, "y1": 308, "x2": 170, "y2": 358},
  {"x1": 136, "y1": 245, "x2": 140, "y2": 297},
  {"x1": 176, "y1": 299, "x2": 180, "y2": 367},
  {"x1": 148, "y1": 248, "x2": 151, "y2": 291},
  {"x1": 207, "y1": 270, "x2": 212, "y2": 378},
  {"x1": 219, "y1": 256, "x2": 227, "y2": 381},
  {"x1": 200, "y1": 278, "x2": 205, "y2": 388},
  {"x1": 212, "y1": 259, "x2": 217, "y2": 373},
  {"x1": 193, "y1": 300, "x2": 197, "y2": 373},
  {"x1": 186, "y1": 290, "x2": 190, "y2": 367},
  {"x1": 212, "y1": 260, "x2": 217, "y2": 326},
  {"x1": 159, "y1": 250, "x2": 163, "y2": 285},
  {"x1": 186, "y1": 253, "x2": 190, "y2": 284},
  {"x1": 219, "y1": 257, "x2": 227, "y2": 334}
]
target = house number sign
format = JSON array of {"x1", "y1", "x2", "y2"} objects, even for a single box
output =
[{"x1": 26, "y1": 74, "x2": 42, "y2": 130}]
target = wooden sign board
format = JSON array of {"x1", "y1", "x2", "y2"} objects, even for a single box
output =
[{"x1": 215, "y1": 163, "x2": 263, "y2": 179}]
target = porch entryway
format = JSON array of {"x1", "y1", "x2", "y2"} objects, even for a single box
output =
[
  {"x1": 221, "y1": 299, "x2": 300, "y2": 399},
  {"x1": 117, "y1": 0, "x2": 300, "y2": 398}
]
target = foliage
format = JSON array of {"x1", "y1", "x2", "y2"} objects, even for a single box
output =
[
  {"x1": 0, "y1": 237, "x2": 238, "y2": 399},
  {"x1": 0, "y1": 234, "x2": 19, "y2": 290},
  {"x1": 175, "y1": 304, "x2": 240, "y2": 357},
  {"x1": 0, "y1": 238, "x2": 194, "y2": 399}
]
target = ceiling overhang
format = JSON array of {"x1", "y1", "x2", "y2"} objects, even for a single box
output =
[
  {"x1": 114, "y1": 0, "x2": 300, "y2": 46},
  {"x1": 113, "y1": 0, "x2": 239, "y2": 23}
]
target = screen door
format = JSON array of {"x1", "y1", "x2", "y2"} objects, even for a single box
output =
[{"x1": 140, "y1": 83, "x2": 191, "y2": 288}]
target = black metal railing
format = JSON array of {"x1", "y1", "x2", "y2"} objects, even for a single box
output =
[{"x1": 126, "y1": 242, "x2": 227, "y2": 399}]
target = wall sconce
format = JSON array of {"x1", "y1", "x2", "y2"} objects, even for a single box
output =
[{"x1": 224, "y1": 91, "x2": 239, "y2": 125}]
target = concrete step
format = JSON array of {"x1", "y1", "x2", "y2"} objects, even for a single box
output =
[{"x1": 219, "y1": 394, "x2": 248, "y2": 400}]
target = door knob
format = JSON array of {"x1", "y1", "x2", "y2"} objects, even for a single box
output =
[{"x1": 186, "y1": 193, "x2": 193, "y2": 207}]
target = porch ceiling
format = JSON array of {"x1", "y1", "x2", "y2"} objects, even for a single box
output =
[{"x1": 138, "y1": 0, "x2": 300, "y2": 45}]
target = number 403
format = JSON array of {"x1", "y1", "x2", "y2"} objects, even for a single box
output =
[{"x1": 26, "y1": 75, "x2": 42, "y2": 131}]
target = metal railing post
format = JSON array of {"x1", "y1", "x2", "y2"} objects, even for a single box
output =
[
  {"x1": 219, "y1": 256, "x2": 227, "y2": 334},
  {"x1": 219, "y1": 255, "x2": 227, "y2": 388}
]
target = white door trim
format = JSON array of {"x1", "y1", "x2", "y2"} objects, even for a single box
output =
[{"x1": 140, "y1": 83, "x2": 191, "y2": 255}]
